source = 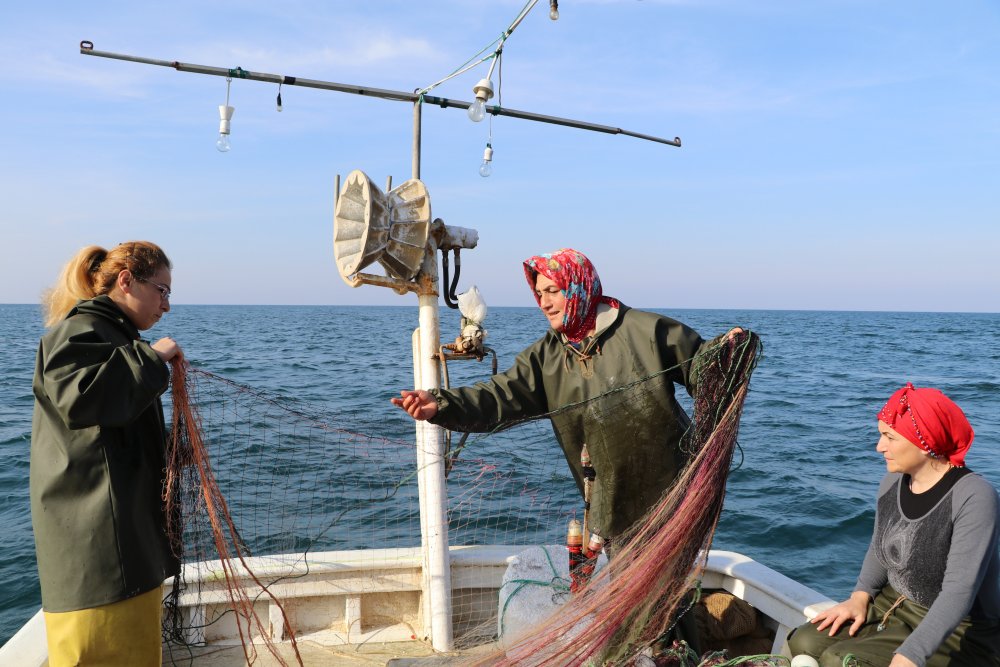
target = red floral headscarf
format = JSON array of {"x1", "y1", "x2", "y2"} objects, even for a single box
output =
[
  {"x1": 522, "y1": 248, "x2": 619, "y2": 343},
  {"x1": 877, "y1": 383, "x2": 975, "y2": 467}
]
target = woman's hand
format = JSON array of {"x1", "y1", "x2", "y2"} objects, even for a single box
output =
[
  {"x1": 152, "y1": 337, "x2": 183, "y2": 362},
  {"x1": 888, "y1": 655, "x2": 917, "y2": 667},
  {"x1": 810, "y1": 591, "x2": 871, "y2": 637},
  {"x1": 391, "y1": 390, "x2": 438, "y2": 421}
]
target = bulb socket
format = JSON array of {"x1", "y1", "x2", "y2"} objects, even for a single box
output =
[
  {"x1": 218, "y1": 105, "x2": 235, "y2": 135},
  {"x1": 472, "y1": 78, "x2": 494, "y2": 103}
]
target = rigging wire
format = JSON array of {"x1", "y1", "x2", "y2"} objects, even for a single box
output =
[{"x1": 415, "y1": 0, "x2": 538, "y2": 97}]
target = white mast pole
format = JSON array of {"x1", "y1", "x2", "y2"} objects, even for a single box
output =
[
  {"x1": 415, "y1": 296, "x2": 452, "y2": 651},
  {"x1": 412, "y1": 98, "x2": 454, "y2": 652}
]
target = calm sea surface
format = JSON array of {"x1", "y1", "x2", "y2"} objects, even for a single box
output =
[{"x1": 1, "y1": 304, "x2": 998, "y2": 645}]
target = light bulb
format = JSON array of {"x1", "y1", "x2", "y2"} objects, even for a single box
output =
[
  {"x1": 468, "y1": 78, "x2": 494, "y2": 123},
  {"x1": 217, "y1": 104, "x2": 235, "y2": 152},
  {"x1": 479, "y1": 144, "x2": 493, "y2": 177},
  {"x1": 468, "y1": 99, "x2": 486, "y2": 122},
  {"x1": 549, "y1": 0, "x2": 559, "y2": 20}
]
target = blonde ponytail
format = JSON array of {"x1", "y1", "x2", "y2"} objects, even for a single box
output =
[{"x1": 42, "y1": 246, "x2": 105, "y2": 327}]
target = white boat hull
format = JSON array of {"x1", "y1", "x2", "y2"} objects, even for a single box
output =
[{"x1": 0, "y1": 547, "x2": 832, "y2": 665}]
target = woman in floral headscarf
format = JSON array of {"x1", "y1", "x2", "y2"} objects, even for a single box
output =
[
  {"x1": 393, "y1": 248, "x2": 741, "y2": 653},
  {"x1": 393, "y1": 247, "x2": 741, "y2": 543},
  {"x1": 787, "y1": 384, "x2": 1000, "y2": 667}
]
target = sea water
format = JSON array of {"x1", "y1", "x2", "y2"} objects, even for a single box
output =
[{"x1": 1, "y1": 304, "x2": 998, "y2": 645}]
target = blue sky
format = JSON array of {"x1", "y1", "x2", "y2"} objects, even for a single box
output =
[{"x1": 1, "y1": 1, "x2": 998, "y2": 311}]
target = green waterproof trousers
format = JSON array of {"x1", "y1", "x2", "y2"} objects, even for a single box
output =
[{"x1": 786, "y1": 585, "x2": 1000, "y2": 667}]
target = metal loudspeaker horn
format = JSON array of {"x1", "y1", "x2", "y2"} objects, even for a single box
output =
[{"x1": 333, "y1": 169, "x2": 431, "y2": 288}]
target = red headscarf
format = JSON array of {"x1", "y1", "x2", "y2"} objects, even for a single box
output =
[
  {"x1": 877, "y1": 383, "x2": 975, "y2": 467},
  {"x1": 522, "y1": 248, "x2": 619, "y2": 343}
]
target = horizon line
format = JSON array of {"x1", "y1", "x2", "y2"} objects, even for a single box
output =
[{"x1": 2, "y1": 303, "x2": 998, "y2": 316}]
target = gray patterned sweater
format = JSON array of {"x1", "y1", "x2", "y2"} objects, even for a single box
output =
[{"x1": 855, "y1": 470, "x2": 1000, "y2": 666}]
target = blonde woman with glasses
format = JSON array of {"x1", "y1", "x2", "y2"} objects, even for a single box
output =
[{"x1": 31, "y1": 241, "x2": 183, "y2": 666}]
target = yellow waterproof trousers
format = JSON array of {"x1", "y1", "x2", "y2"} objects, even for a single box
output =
[{"x1": 43, "y1": 586, "x2": 162, "y2": 667}]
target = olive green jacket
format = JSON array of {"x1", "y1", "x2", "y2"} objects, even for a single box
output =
[
  {"x1": 30, "y1": 296, "x2": 179, "y2": 612},
  {"x1": 430, "y1": 304, "x2": 712, "y2": 538}
]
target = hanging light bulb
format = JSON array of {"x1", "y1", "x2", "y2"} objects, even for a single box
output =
[
  {"x1": 216, "y1": 76, "x2": 234, "y2": 152},
  {"x1": 468, "y1": 78, "x2": 494, "y2": 123},
  {"x1": 479, "y1": 143, "x2": 494, "y2": 177},
  {"x1": 549, "y1": 0, "x2": 559, "y2": 20},
  {"x1": 216, "y1": 104, "x2": 234, "y2": 152}
]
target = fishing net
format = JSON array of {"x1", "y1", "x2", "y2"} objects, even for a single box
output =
[
  {"x1": 165, "y1": 359, "x2": 302, "y2": 666},
  {"x1": 479, "y1": 330, "x2": 762, "y2": 665},
  {"x1": 161, "y1": 330, "x2": 762, "y2": 666},
  {"x1": 160, "y1": 360, "x2": 576, "y2": 664}
]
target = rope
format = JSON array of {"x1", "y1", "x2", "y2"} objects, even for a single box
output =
[
  {"x1": 877, "y1": 595, "x2": 906, "y2": 631},
  {"x1": 707, "y1": 655, "x2": 791, "y2": 667}
]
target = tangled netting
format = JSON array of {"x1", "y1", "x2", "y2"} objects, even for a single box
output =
[
  {"x1": 479, "y1": 330, "x2": 763, "y2": 666},
  {"x1": 657, "y1": 642, "x2": 792, "y2": 667},
  {"x1": 165, "y1": 358, "x2": 303, "y2": 666},
  {"x1": 157, "y1": 330, "x2": 765, "y2": 666},
  {"x1": 158, "y1": 359, "x2": 575, "y2": 664}
]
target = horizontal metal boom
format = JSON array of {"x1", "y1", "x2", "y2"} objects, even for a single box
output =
[{"x1": 79, "y1": 41, "x2": 680, "y2": 147}]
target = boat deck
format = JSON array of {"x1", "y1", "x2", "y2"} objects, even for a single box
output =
[{"x1": 163, "y1": 639, "x2": 494, "y2": 666}]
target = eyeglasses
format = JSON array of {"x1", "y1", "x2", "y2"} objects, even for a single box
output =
[{"x1": 135, "y1": 276, "x2": 171, "y2": 302}]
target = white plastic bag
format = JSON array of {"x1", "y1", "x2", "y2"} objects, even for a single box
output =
[{"x1": 457, "y1": 285, "x2": 488, "y2": 325}]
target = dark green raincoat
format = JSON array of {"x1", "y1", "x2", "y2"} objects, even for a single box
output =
[
  {"x1": 30, "y1": 295, "x2": 179, "y2": 612},
  {"x1": 430, "y1": 304, "x2": 713, "y2": 538}
]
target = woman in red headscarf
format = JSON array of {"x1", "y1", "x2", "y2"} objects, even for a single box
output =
[
  {"x1": 394, "y1": 247, "x2": 740, "y2": 539},
  {"x1": 393, "y1": 247, "x2": 741, "y2": 653},
  {"x1": 787, "y1": 384, "x2": 1000, "y2": 667}
]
